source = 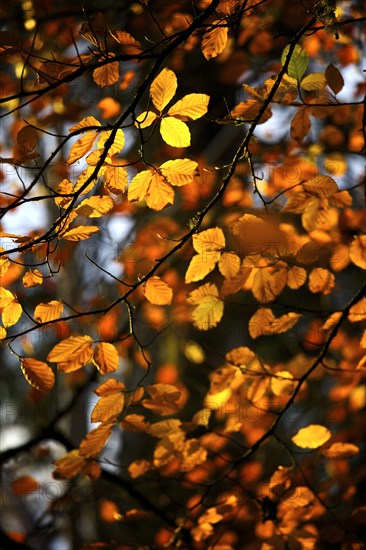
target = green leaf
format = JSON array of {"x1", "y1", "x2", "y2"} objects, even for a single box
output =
[{"x1": 281, "y1": 45, "x2": 309, "y2": 82}]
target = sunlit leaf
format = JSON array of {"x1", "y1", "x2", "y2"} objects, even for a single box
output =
[
  {"x1": 67, "y1": 131, "x2": 97, "y2": 165},
  {"x1": 48, "y1": 335, "x2": 93, "y2": 365},
  {"x1": 322, "y1": 442, "x2": 359, "y2": 459},
  {"x1": 160, "y1": 117, "x2": 191, "y2": 147},
  {"x1": 93, "y1": 59, "x2": 119, "y2": 87},
  {"x1": 308, "y1": 268, "x2": 335, "y2": 295},
  {"x1": 23, "y1": 269, "x2": 43, "y2": 288},
  {"x1": 127, "y1": 170, "x2": 153, "y2": 203},
  {"x1": 150, "y1": 68, "x2": 177, "y2": 111},
  {"x1": 34, "y1": 300, "x2": 64, "y2": 323},
  {"x1": 187, "y1": 283, "x2": 224, "y2": 330},
  {"x1": 348, "y1": 298, "x2": 366, "y2": 323},
  {"x1": 76, "y1": 196, "x2": 114, "y2": 218},
  {"x1": 91, "y1": 393, "x2": 125, "y2": 423},
  {"x1": 350, "y1": 235, "x2": 366, "y2": 269},
  {"x1": 2, "y1": 300, "x2": 22, "y2": 328},
  {"x1": 135, "y1": 110, "x2": 158, "y2": 128},
  {"x1": 160, "y1": 158, "x2": 197, "y2": 186},
  {"x1": 93, "y1": 342, "x2": 119, "y2": 374},
  {"x1": 303, "y1": 176, "x2": 339, "y2": 197},
  {"x1": 167, "y1": 93, "x2": 210, "y2": 120},
  {"x1": 144, "y1": 276, "x2": 173, "y2": 305},
  {"x1": 20, "y1": 358, "x2": 55, "y2": 392},
  {"x1": 145, "y1": 172, "x2": 175, "y2": 210},
  {"x1": 201, "y1": 21, "x2": 228, "y2": 60},
  {"x1": 79, "y1": 423, "x2": 114, "y2": 457},
  {"x1": 128, "y1": 459, "x2": 151, "y2": 478},
  {"x1": 300, "y1": 72, "x2": 326, "y2": 91},
  {"x1": 281, "y1": 44, "x2": 309, "y2": 81},
  {"x1": 61, "y1": 226, "x2": 99, "y2": 241},
  {"x1": 94, "y1": 378, "x2": 126, "y2": 396},
  {"x1": 292, "y1": 424, "x2": 331, "y2": 449}
]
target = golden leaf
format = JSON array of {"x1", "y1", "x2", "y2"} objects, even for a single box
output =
[
  {"x1": 308, "y1": 268, "x2": 335, "y2": 295},
  {"x1": 322, "y1": 311, "x2": 342, "y2": 331},
  {"x1": 160, "y1": 117, "x2": 191, "y2": 147},
  {"x1": 48, "y1": 335, "x2": 93, "y2": 365},
  {"x1": 271, "y1": 371, "x2": 295, "y2": 396},
  {"x1": 104, "y1": 165, "x2": 128, "y2": 194},
  {"x1": 135, "y1": 110, "x2": 158, "y2": 128},
  {"x1": 167, "y1": 93, "x2": 210, "y2": 120},
  {"x1": 144, "y1": 276, "x2": 173, "y2": 305},
  {"x1": 53, "y1": 450, "x2": 87, "y2": 479},
  {"x1": 300, "y1": 72, "x2": 327, "y2": 91},
  {"x1": 0, "y1": 326, "x2": 6, "y2": 339},
  {"x1": 2, "y1": 300, "x2": 22, "y2": 328},
  {"x1": 79, "y1": 423, "x2": 114, "y2": 457},
  {"x1": 93, "y1": 342, "x2": 119, "y2": 374},
  {"x1": 252, "y1": 269, "x2": 287, "y2": 303},
  {"x1": 287, "y1": 266, "x2": 307, "y2": 289},
  {"x1": 141, "y1": 399, "x2": 181, "y2": 416},
  {"x1": 247, "y1": 377, "x2": 269, "y2": 402},
  {"x1": 128, "y1": 459, "x2": 151, "y2": 478},
  {"x1": 150, "y1": 67, "x2": 177, "y2": 111},
  {"x1": 127, "y1": 170, "x2": 153, "y2": 202},
  {"x1": 348, "y1": 298, "x2": 366, "y2": 323},
  {"x1": 292, "y1": 424, "x2": 331, "y2": 449},
  {"x1": 76, "y1": 196, "x2": 114, "y2": 218},
  {"x1": 94, "y1": 378, "x2": 126, "y2": 396},
  {"x1": 225, "y1": 346, "x2": 256, "y2": 367},
  {"x1": 97, "y1": 129, "x2": 125, "y2": 156},
  {"x1": 23, "y1": 269, "x2": 43, "y2": 288},
  {"x1": 20, "y1": 358, "x2": 55, "y2": 392},
  {"x1": 249, "y1": 308, "x2": 301, "y2": 339},
  {"x1": 201, "y1": 21, "x2": 228, "y2": 60},
  {"x1": 69, "y1": 116, "x2": 101, "y2": 133},
  {"x1": 146, "y1": 383, "x2": 181, "y2": 402},
  {"x1": 93, "y1": 60, "x2": 119, "y2": 87},
  {"x1": 73, "y1": 166, "x2": 98, "y2": 195},
  {"x1": 218, "y1": 252, "x2": 240, "y2": 278},
  {"x1": 67, "y1": 131, "x2": 97, "y2": 165},
  {"x1": 185, "y1": 253, "x2": 218, "y2": 283},
  {"x1": 61, "y1": 226, "x2": 99, "y2": 241},
  {"x1": 228, "y1": 100, "x2": 272, "y2": 124},
  {"x1": 187, "y1": 283, "x2": 224, "y2": 330},
  {"x1": 34, "y1": 300, "x2": 64, "y2": 323},
  {"x1": 209, "y1": 366, "x2": 236, "y2": 395},
  {"x1": 0, "y1": 287, "x2": 14, "y2": 309},
  {"x1": 350, "y1": 235, "x2": 366, "y2": 269},
  {"x1": 109, "y1": 30, "x2": 141, "y2": 47},
  {"x1": 91, "y1": 393, "x2": 125, "y2": 423},
  {"x1": 145, "y1": 172, "x2": 175, "y2": 210},
  {"x1": 121, "y1": 414, "x2": 149, "y2": 433},
  {"x1": 159, "y1": 158, "x2": 197, "y2": 186},
  {"x1": 322, "y1": 442, "x2": 359, "y2": 459},
  {"x1": 11, "y1": 476, "x2": 39, "y2": 496},
  {"x1": 303, "y1": 176, "x2": 339, "y2": 197},
  {"x1": 193, "y1": 227, "x2": 225, "y2": 255},
  {"x1": 302, "y1": 197, "x2": 329, "y2": 232}
]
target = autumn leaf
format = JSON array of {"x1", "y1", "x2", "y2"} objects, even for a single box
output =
[
  {"x1": 34, "y1": 300, "x2": 64, "y2": 323},
  {"x1": 67, "y1": 132, "x2": 98, "y2": 165},
  {"x1": 308, "y1": 268, "x2": 335, "y2": 295},
  {"x1": 135, "y1": 110, "x2": 158, "y2": 128},
  {"x1": 322, "y1": 442, "x2": 359, "y2": 459},
  {"x1": 167, "y1": 94, "x2": 210, "y2": 120},
  {"x1": 348, "y1": 298, "x2": 366, "y2": 323},
  {"x1": 23, "y1": 269, "x2": 43, "y2": 288},
  {"x1": 11, "y1": 476, "x2": 39, "y2": 496},
  {"x1": 350, "y1": 235, "x2": 366, "y2": 269},
  {"x1": 20, "y1": 358, "x2": 55, "y2": 392},
  {"x1": 93, "y1": 58, "x2": 119, "y2": 87},
  {"x1": 187, "y1": 283, "x2": 224, "y2": 330},
  {"x1": 300, "y1": 72, "x2": 326, "y2": 91},
  {"x1": 201, "y1": 21, "x2": 228, "y2": 60},
  {"x1": 61, "y1": 226, "x2": 99, "y2": 241},
  {"x1": 93, "y1": 342, "x2": 119, "y2": 374},
  {"x1": 325, "y1": 63, "x2": 344, "y2": 94},
  {"x1": 290, "y1": 108, "x2": 311, "y2": 143},
  {"x1": 159, "y1": 158, "x2": 197, "y2": 186},
  {"x1": 302, "y1": 176, "x2": 339, "y2": 197},
  {"x1": 75, "y1": 196, "x2": 114, "y2": 218},
  {"x1": 281, "y1": 44, "x2": 309, "y2": 81},
  {"x1": 94, "y1": 378, "x2": 126, "y2": 396},
  {"x1": 150, "y1": 68, "x2": 177, "y2": 111},
  {"x1": 249, "y1": 308, "x2": 301, "y2": 339},
  {"x1": 292, "y1": 424, "x2": 331, "y2": 449},
  {"x1": 47, "y1": 335, "x2": 93, "y2": 372},
  {"x1": 271, "y1": 371, "x2": 295, "y2": 396},
  {"x1": 128, "y1": 459, "x2": 151, "y2": 478},
  {"x1": 144, "y1": 277, "x2": 173, "y2": 305},
  {"x1": 91, "y1": 393, "x2": 125, "y2": 423},
  {"x1": 1, "y1": 299, "x2": 22, "y2": 328},
  {"x1": 160, "y1": 117, "x2": 191, "y2": 147},
  {"x1": 252, "y1": 269, "x2": 287, "y2": 303},
  {"x1": 79, "y1": 423, "x2": 114, "y2": 457}
]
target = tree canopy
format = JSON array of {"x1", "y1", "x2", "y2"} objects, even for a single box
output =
[{"x1": 0, "y1": 0, "x2": 365, "y2": 548}]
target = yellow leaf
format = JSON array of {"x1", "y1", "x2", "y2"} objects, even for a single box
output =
[
  {"x1": 69, "y1": 116, "x2": 101, "y2": 133},
  {"x1": 144, "y1": 277, "x2": 173, "y2": 305},
  {"x1": 0, "y1": 326, "x2": 6, "y2": 339},
  {"x1": 159, "y1": 158, "x2": 197, "y2": 186},
  {"x1": 93, "y1": 60, "x2": 119, "y2": 87},
  {"x1": 79, "y1": 423, "x2": 114, "y2": 457},
  {"x1": 104, "y1": 165, "x2": 128, "y2": 194},
  {"x1": 145, "y1": 172, "x2": 175, "y2": 210},
  {"x1": 249, "y1": 308, "x2": 301, "y2": 339},
  {"x1": 97, "y1": 129, "x2": 125, "y2": 156},
  {"x1": 348, "y1": 297, "x2": 366, "y2": 323},
  {"x1": 150, "y1": 67, "x2": 177, "y2": 111},
  {"x1": 48, "y1": 335, "x2": 93, "y2": 364},
  {"x1": 292, "y1": 424, "x2": 331, "y2": 449},
  {"x1": 193, "y1": 227, "x2": 225, "y2": 255},
  {"x1": 73, "y1": 166, "x2": 98, "y2": 195},
  {"x1": 127, "y1": 170, "x2": 153, "y2": 203},
  {"x1": 62, "y1": 226, "x2": 99, "y2": 241},
  {"x1": 128, "y1": 459, "x2": 151, "y2": 478},
  {"x1": 225, "y1": 346, "x2": 256, "y2": 367},
  {"x1": 2, "y1": 301, "x2": 22, "y2": 328},
  {"x1": 91, "y1": 393, "x2": 124, "y2": 423},
  {"x1": 308, "y1": 268, "x2": 335, "y2": 295},
  {"x1": 76, "y1": 196, "x2": 114, "y2": 218},
  {"x1": 185, "y1": 253, "x2": 218, "y2": 283},
  {"x1": 94, "y1": 378, "x2": 126, "y2": 396},
  {"x1": 287, "y1": 266, "x2": 307, "y2": 289},
  {"x1": 303, "y1": 176, "x2": 338, "y2": 197},
  {"x1": 20, "y1": 358, "x2": 55, "y2": 392},
  {"x1": 167, "y1": 93, "x2": 210, "y2": 120},
  {"x1": 23, "y1": 269, "x2": 43, "y2": 288},
  {"x1": 135, "y1": 110, "x2": 158, "y2": 128},
  {"x1": 300, "y1": 72, "x2": 327, "y2": 91},
  {"x1": 322, "y1": 442, "x2": 359, "y2": 459},
  {"x1": 218, "y1": 252, "x2": 240, "y2": 278},
  {"x1": 271, "y1": 371, "x2": 295, "y2": 396},
  {"x1": 350, "y1": 235, "x2": 366, "y2": 269},
  {"x1": 34, "y1": 300, "x2": 64, "y2": 323},
  {"x1": 328, "y1": 189, "x2": 352, "y2": 207},
  {"x1": 67, "y1": 131, "x2": 97, "y2": 165},
  {"x1": 302, "y1": 197, "x2": 329, "y2": 232},
  {"x1": 247, "y1": 377, "x2": 269, "y2": 402},
  {"x1": 160, "y1": 117, "x2": 191, "y2": 147},
  {"x1": 201, "y1": 21, "x2": 228, "y2": 60},
  {"x1": 252, "y1": 269, "x2": 287, "y2": 303},
  {"x1": 0, "y1": 287, "x2": 15, "y2": 309},
  {"x1": 322, "y1": 311, "x2": 342, "y2": 331},
  {"x1": 93, "y1": 342, "x2": 119, "y2": 374},
  {"x1": 187, "y1": 283, "x2": 224, "y2": 330}
]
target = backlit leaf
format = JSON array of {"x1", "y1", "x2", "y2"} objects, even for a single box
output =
[
  {"x1": 185, "y1": 253, "x2": 218, "y2": 283},
  {"x1": 53, "y1": 450, "x2": 87, "y2": 479},
  {"x1": 287, "y1": 266, "x2": 307, "y2": 289},
  {"x1": 160, "y1": 158, "x2": 197, "y2": 186},
  {"x1": 145, "y1": 172, "x2": 175, "y2": 210},
  {"x1": 128, "y1": 459, "x2": 151, "y2": 478},
  {"x1": 23, "y1": 269, "x2": 43, "y2": 288},
  {"x1": 308, "y1": 268, "x2": 335, "y2": 295},
  {"x1": 127, "y1": 170, "x2": 153, "y2": 203},
  {"x1": 146, "y1": 383, "x2": 181, "y2": 402},
  {"x1": 91, "y1": 393, "x2": 124, "y2": 423},
  {"x1": 67, "y1": 132, "x2": 97, "y2": 165},
  {"x1": 76, "y1": 196, "x2": 114, "y2": 218},
  {"x1": 2, "y1": 300, "x2": 22, "y2": 328},
  {"x1": 97, "y1": 129, "x2": 125, "y2": 156},
  {"x1": 93, "y1": 342, "x2": 119, "y2": 374},
  {"x1": 48, "y1": 335, "x2": 93, "y2": 364},
  {"x1": 290, "y1": 108, "x2": 311, "y2": 144},
  {"x1": 350, "y1": 235, "x2": 366, "y2": 269},
  {"x1": 218, "y1": 252, "x2": 240, "y2": 278},
  {"x1": 300, "y1": 72, "x2": 326, "y2": 91},
  {"x1": 281, "y1": 44, "x2": 309, "y2": 81},
  {"x1": 34, "y1": 300, "x2": 64, "y2": 323},
  {"x1": 69, "y1": 116, "x2": 101, "y2": 133},
  {"x1": 135, "y1": 110, "x2": 158, "y2": 128},
  {"x1": 322, "y1": 442, "x2": 359, "y2": 459},
  {"x1": 79, "y1": 423, "x2": 114, "y2": 457},
  {"x1": 187, "y1": 283, "x2": 224, "y2": 330},
  {"x1": 201, "y1": 21, "x2": 228, "y2": 60},
  {"x1": 348, "y1": 298, "x2": 366, "y2": 323},
  {"x1": 144, "y1": 276, "x2": 173, "y2": 305},
  {"x1": 292, "y1": 424, "x2": 331, "y2": 449},
  {"x1": 303, "y1": 176, "x2": 338, "y2": 197},
  {"x1": 249, "y1": 308, "x2": 301, "y2": 338},
  {"x1": 21, "y1": 358, "x2": 55, "y2": 392},
  {"x1": 93, "y1": 60, "x2": 119, "y2": 87},
  {"x1": 252, "y1": 269, "x2": 287, "y2": 303},
  {"x1": 104, "y1": 165, "x2": 128, "y2": 194},
  {"x1": 150, "y1": 68, "x2": 177, "y2": 111},
  {"x1": 160, "y1": 117, "x2": 191, "y2": 147},
  {"x1": 62, "y1": 226, "x2": 99, "y2": 241},
  {"x1": 271, "y1": 371, "x2": 295, "y2": 396},
  {"x1": 109, "y1": 30, "x2": 141, "y2": 47},
  {"x1": 168, "y1": 94, "x2": 210, "y2": 120},
  {"x1": 94, "y1": 378, "x2": 126, "y2": 396}
]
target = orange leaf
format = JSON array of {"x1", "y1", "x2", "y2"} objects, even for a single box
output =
[
  {"x1": 128, "y1": 459, "x2": 151, "y2": 478},
  {"x1": 348, "y1": 297, "x2": 366, "y2": 323},
  {"x1": 252, "y1": 269, "x2": 287, "y2": 303},
  {"x1": 109, "y1": 30, "x2": 141, "y2": 47},
  {"x1": 322, "y1": 442, "x2": 359, "y2": 459},
  {"x1": 53, "y1": 450, "x2": 87, "y2": 479},
  {"x1": 79, "y1": 423, "x2": 114, "y2": 457},
  {"x1": 303, "y1": 176, "x2": 338, "y2": 197},
  {"x1": 201, "y1": 21, "x2": 228, "y2": 60},
  {"x1": 47, "y1": 336, "x2": 93, "y2": 372},
  {"x1": 17, "y1": 126, "x2": 38, "y2": 153},
  {"x1": 249, "y1": 308, "x2": 301, "y2": 339},
  {"x1": 61, "y1": 226, "x2": 99, "y2": 241},
  {"x1": 11, "y1": 476, "x2": 39, "y2": 496},
  {"x1": 145, "y1": 172, "x2": 175, "y2": 210},
  {"x1": 146, "y1": 383, "x2": 181, "y2": 402},
  {"x1": 2, "y1": 300, "x2": 22, "y2": 328},
  {"x1": 94, "y1": 378, "x2": 126, "y2": 396},
  {"x1": 69, "y1": 116, "x2": 101, "y2": 133},
  {"x1": 34, "y1": 300, "x2": 64, "y2": 323},
  {"x1": 93, "y1": 59, "x2": 119, "y2": 87},
  {"x1": 75, "y1": 196, "x2": 114, "y2": 218},
  {"x1": 67, "y1": 131, "x2": 97, "y2": 165},
  {"x1": 23, "y1": 269, "x2": 43, "y2": 288},
  {"x1": 290, "y1": 108, "x2": 311, "y2": 143},
  {"x1": 93, "y1": 342, "x2": 119, "y2": 374},
  {"x1": 144, "y1": 276, "x2": 173, "y2": 305},
  {"x1": 21, "y1": 358, "x2": 55, "y2": 392},
  {"x1": 308, "y1": 268, "x2": 335, "y2": 295},
  {"x1": 91, "y1": 393, "x2": 125, "y2": 423},
  {"x1": 350, "y1": 235, "x2": 366, "y2": 269}
]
